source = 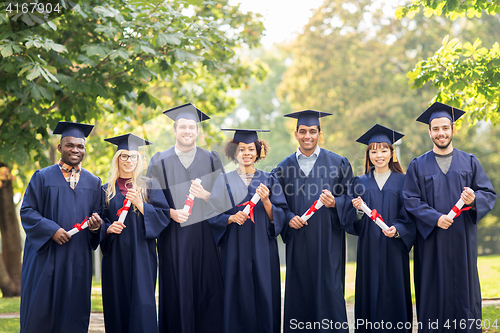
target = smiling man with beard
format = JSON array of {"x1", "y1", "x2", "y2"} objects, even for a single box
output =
[
  {"x1": 147, "y1": 103, "x2": 225, "y2": 333},
  {"x1": 403, "y1": 102, "x2": 496, "y2": 333}
]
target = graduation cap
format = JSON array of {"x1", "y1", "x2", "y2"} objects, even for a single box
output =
[
  {"x1": 221, "y1": 128, "x2": 270, "y2": 144},
  {"x1": 163, "y1": 103, "x2": 210, "y2": 123},
  {"x1": 104, "y1": 133, "x2": 152, "y2": 151},
  {"x1": 222, "y1": 128, "x2": 270, "y2": 158},
  {"x1": 416, "y1": 102, "x2": 465, "y2": 125},
  {"x1": 284, "y1": 110, "x2": 332, "y2": 127},
  {"x1": 53, "y1": 121, "x2": 94, "y2": 139},
  {"x1": 357, "y1": 124, "x2": 404, "y2": 162},
  {"x1": 356, "y1": 124, "x2": 404, "y2": 145}
]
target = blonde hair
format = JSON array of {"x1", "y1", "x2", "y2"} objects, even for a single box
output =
[{"x1": 106, "y1": 149, "x2": 149, "y2": 209}]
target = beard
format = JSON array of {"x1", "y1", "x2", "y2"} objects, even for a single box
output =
[{"x1": 433, "y1": 135, "x2": 452, "y2": 149}]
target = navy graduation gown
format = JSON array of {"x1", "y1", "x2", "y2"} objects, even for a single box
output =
[
  {"x1": 403, "y1": 149, "x2": 496, "y2": 332},
  {"x1": 147, "y1": 147, "x2": 225, "y2": 333},
  {"x1": 272, "y1": 149, "x2": 352, "y2": 332},
  {"x1": 208, "y1": 170, "x2": 287, "y2": 333},
  {"x1": 344, "y1": 171, "x2": 415, "y2": 332},
  {"x1": 100, "y1": 178, "x2": 170, "y2": 333},
  {"x1": 20, "y1": 164, "x2": 104, "y2": 333}
]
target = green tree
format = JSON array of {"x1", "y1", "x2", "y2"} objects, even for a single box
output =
[
  {"x1": 0, "y1": 0, "x2": 264, "y2": 296},
  {"x1": 396, "y1": 0, "x2": 500, "y2": 125}
]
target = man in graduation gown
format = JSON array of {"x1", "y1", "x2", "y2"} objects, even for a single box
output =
[
  {"x1": 272, "y1": 110, "x2": 353, "y2": 332},
  {"x1": 403, "y1": 102, "x2": 496, "y2": 333},
  {"x1": 147, "y1": 103, "x2": 225, "y2": 333},
  {"x1": 20, "y1": 122, "x2": 104, "y2": 333}
]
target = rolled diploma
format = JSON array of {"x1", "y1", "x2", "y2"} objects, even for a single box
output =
[
  {"x1": 359, "y1": 201, "x2": 389, "y2": 231},
  {"x1": 117, "y1": 199, "x2": 132, "y2": 223},
  {"x1": 447, "y1": 190, "x2": 474, "y2": 219},
  {"x1": 243, "y1": 193, "x2": 260, "y2": 216},
  {"x1": 68, "y1": 217, "x2": 89, "y2": 236},
  {"x1": 300, "y1": 200, "x2": 324, "y2": 222},
  {"x1": 183, "y1": 178, "x2": 202, "y2": 214}
]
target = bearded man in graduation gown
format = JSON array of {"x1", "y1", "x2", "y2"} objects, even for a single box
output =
[
  {"x1": 147, "y1": 103, "x2": 225, "y2": 333},
  {"x1": 272, "y1": 110, "x2": 353, "y2": 333},
  {"x1": 20, "y1": 122, "x2": 104, "y2": 333},
  {"x1": 403, "y1": 102, "x2": 496, "y2": 333}
]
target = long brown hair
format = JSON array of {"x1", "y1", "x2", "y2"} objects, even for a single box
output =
[{"x1": 363, "y1": 142, "x2": 404, "y2": 174}]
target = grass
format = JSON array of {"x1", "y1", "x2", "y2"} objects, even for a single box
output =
[
  {"x1": 482, "y1": 305, "x2": 500, "y2": 333},
  {"x1": 0, "y1": 297, "x2": 20, "y2": 313},
  {"x1": 0, "y1": 318, "x2": 20, "y2": 332}
]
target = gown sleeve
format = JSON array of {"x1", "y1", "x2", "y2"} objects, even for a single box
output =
[
  {"x1": 402, "y1": 159, "x2": 443, "y2": 240},
  {"x1": 468, "y1": 154, "x2": 496, "y2": 223},
  {"x1": 20, "y1": 170, "x2": 62, "y2": 253},
  {"x1": 142, "y1": 178, "x2": 171, "y2": 239}
]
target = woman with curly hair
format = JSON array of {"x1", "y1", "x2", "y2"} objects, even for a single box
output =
[
  {"x1": 207, "y1": 129, "x2": 288, "y2": 333},
  {"x1": 101, "y1": 134, "x2": 169, "y2": 333}
]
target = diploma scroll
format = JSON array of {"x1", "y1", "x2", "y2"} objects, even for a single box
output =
[
  {"x1": 236, "y1": 193, "x2": 260, "y2": 225},
  {"x1": 116, "y1": 199, "x2": 132, "y2": 223},
  {"x1": 447, "y1": 190, "x2": 474, "y2": 219},
  {"x1": 300, "y1": 200, "x2": 324, "y2": 222},
  {"x1": 359, "y1": 202, "x2": 390, "y2": 231},
  {"x1": 183, "y1": 178, "x2": 202, "y2": 214},
  {"x1": 68, "y1": 216, "x2": 89, "y2": 236}
]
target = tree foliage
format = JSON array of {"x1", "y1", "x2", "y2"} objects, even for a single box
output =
[{"x1": 396, "y1": 0, "x2": 500, "y2": 125}]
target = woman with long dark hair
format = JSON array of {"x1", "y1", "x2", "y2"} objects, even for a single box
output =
[{"x1": 343, "y1": 124, "x2": 415, "y2": 333}]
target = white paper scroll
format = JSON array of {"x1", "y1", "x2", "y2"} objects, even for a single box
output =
[
  {"x1": 68, "y1": 217, "x2": 89, "y2": 236},
  {"x1": 447, "y1": 189, "x2": 474, "y2": 219},
  {"x1": 359, "y1": 201, "x2": 390, "y2": 231},
  {"x1": 300, "y1": 199, "x2": 324, "y2": 222},
  {"x1": 183, "y1": 178, "x2": 202, "y2": 214}
]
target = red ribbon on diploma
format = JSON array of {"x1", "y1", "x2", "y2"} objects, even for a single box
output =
[
  {"x1": 370, "y1": 209, "x2": 384, "y2": 224},
  {"x1": 73, "y1": 216, "x2": 88, "y2": 231},
  {"x1": 184, "y1": 195, "x2": 194, "y2": 215},
  {"x1": 452, "y1": 205, "x2": 472, "y2": 218},
  {"x1": 305, "y1": 200, "x2": 319, "y2": 217},
  {"x1": 116, "y1": 199, "x2": 130, "y2": 216},
  {"x1": 237, "y1": 201, "x2": 256, "y2": 223}
]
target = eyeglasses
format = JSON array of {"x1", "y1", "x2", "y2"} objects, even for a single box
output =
[{"x1": 119, "y1": 154, "x2": 139, "y2": 162}]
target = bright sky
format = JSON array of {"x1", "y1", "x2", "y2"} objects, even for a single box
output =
[{"x1": 228, "y1": 0, "x2": 325, "y2": 47}]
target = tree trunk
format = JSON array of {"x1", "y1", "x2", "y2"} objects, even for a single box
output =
[{"x1": 0, "y1": 162, "x2": 22, "y2": 297}]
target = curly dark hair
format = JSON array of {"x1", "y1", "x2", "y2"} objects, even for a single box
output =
[{"x1": 224, "y1": 139, "x2": 270, "y2": 164}]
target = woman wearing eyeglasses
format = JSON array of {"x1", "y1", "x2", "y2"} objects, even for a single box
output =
[{"x1": 101, "y1": 134, "x2": 169, "y2": 333}]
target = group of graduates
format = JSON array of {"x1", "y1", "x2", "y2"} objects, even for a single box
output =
[{"x1": 19, "y1": 101, "x2": 496, "y2": 333}]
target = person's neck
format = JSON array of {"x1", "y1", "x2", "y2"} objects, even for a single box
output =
[
  {"x1": 119, "y1": 171, "x2": 133, "y2": 179},
  {"x1": 433, "y1": 144, "x2": 453, "y2": 155},
  {"x1": 374, "y1": 166, "x2": 390, "y2": 174},
  {"x1": 299, "y1": 145, "x2": 318, "y2": 157},
  {"x1": 176, "y1": 143, "x2": 196, "y2": 154},
  {"x1": 238, "y1": 164, "x2": 256, "y2": 174}
]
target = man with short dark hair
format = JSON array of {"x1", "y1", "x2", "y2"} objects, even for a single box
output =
[
  {"x1": 20, "y1": 121, "x2": 104, "y2": 333},
  {"x1": 147, "y1": 103, "x2": 225, "y2": 333},
  {"x1": 403, "y1": 102, "x2": 496, "y2": 333},
  {"x1": 272, "y1": 110, "x2": 352, "y2": 333}
]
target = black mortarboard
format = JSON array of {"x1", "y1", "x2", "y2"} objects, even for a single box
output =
[
  {"x1": 284, "y1": 110, "x2": 332, "y2": 127},
  {"x1": 104, "y1": 133, "x2": 152, "y2": 151},
  {"x1": 356, "y1": 124, "x2": 404, "y2": 146},
  {"x1": 416, "y1": 102, "x2": 465, "y2": 125},
  {"x1": 53, "y1": 121, "x2": 94, "y2": 139},
  {"x1": 163, "y1": 103, "x2": 210, "y2": 122},
  {"x1": 221, "y1": 128, "x2": 270, "y2": 144}
]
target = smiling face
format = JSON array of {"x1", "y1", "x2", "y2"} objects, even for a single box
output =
[
  {"x1": 58, "y1": 136, "x2": 86, "y2": 167},
  {"x1": 368, "y1": 143, "x2": 391, "y2": 173},
  {"x1": 173, "y1": 118, "x2": 198, "y2": 150},
  {"x1": 234, "y1": 142, "x2": 257, "y2": 167},
  {"x1": 118, "y1": 149, "x2": 139, "y2": 176},
  {"x1": 294, "y1": 125, "x2": 319, "y2": 155},
  {"x1": 429, "y1": 117, "x2": 453, "y2": 152}
]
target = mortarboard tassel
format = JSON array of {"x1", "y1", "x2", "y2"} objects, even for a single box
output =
[
  {"x1": 198, "y1": 129, "x2": 205, "y2": 143},
  {"x1": 260, "y1": 145, "x2": 266, "y2": 158},
  {"x1": 319, "y1": 131, "x2": 325, "y2": 144},
  {"x1": 392, "y1": 150, "x2": 398, "y2": 163},
  {"x1": 452, "y1": 107, "x2": 457, "y2": 135}
]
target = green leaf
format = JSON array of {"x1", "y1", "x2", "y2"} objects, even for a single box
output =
[
  {"x1": 26, "y1": 65, "x2": 41, "y2": 81},
  {"x1": 0, "y1": 44, "x2": 13, "y2": 57}
]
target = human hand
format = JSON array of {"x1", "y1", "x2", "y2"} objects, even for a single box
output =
[{"x1": 319, "y1": 189, "x2": 336, "y2": 208}]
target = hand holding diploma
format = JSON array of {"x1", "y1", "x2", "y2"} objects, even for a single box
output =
[
  {"x1": 300, "y1": 200, "x2": 324, "y2": 222},
  {"x1": 184, "y1": 178, "x2": 202, "y2": 214},
  {"x1": 353, "y1": 197, "x2": 389, "y2": 231},
  {"x1": 237, "y1": 192, "x2": 260, "y2": 224},
  {"x1": 447, "y1": 187, "x2": 475, "y2": 219}
]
